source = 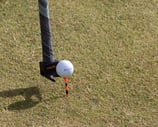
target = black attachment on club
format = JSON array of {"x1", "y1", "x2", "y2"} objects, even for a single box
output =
[{"x1": 39, "y1": 61, "x2": 60, "y2": 82}]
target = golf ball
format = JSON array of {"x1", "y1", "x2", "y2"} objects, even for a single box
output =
[{"x1": 56, "y1": 60, "x2": 74, "y2": 77}]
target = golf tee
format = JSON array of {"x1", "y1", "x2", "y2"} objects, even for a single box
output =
[{"x1": 64, "y1": 77, "x2": 68, "y2": 97}]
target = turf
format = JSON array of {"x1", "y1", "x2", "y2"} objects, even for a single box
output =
[{"x1": 0, "y1": 0, "x2": 158, "y2": 126}]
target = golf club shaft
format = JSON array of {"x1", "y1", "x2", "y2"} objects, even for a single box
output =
[{"x1": 38, "y1": 0, "x2": 54, "y2": 64}]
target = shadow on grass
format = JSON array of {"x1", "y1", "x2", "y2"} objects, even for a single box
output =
[
  {"x1": 0, "y1": 86, "x2": 42, "y2": 110},
  {"x1": 7, "y1": 99, "x2": 39, "y2": 110}
]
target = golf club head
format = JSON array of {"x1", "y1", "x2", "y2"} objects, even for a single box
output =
[{"x1": 39, "y1": 61, "x2": 60, "y2": 82}]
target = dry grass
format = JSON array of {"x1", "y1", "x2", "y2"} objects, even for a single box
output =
[{"x1": 0, "y1": 0, "x2": 158, "y2": 127}]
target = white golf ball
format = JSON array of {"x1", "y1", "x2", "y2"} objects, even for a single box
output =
[{"x1": 56, "y1": 60, "x2": 74, "y2": 77}]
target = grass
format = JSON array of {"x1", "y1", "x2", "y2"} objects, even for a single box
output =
[{"x1": 0, "y1": 0, "x2": 158, "y2": 126}]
